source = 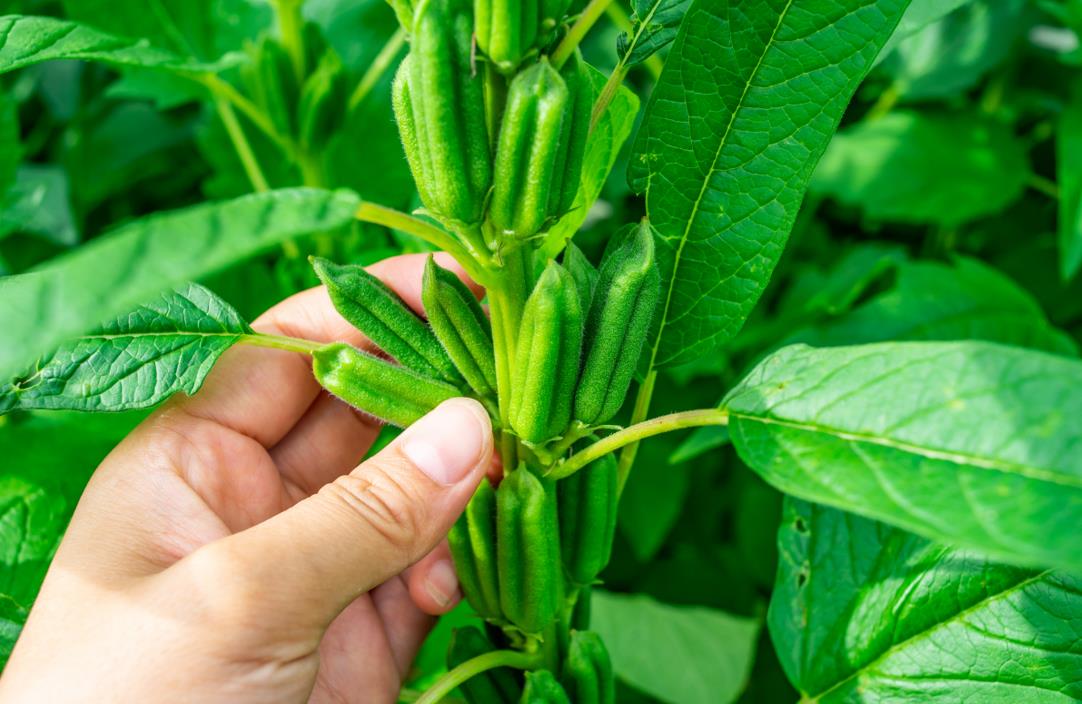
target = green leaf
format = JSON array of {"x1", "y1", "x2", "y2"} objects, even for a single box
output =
[
  {"x1": 813, "y1": 111, "x2": 1029, "y2": 227},
  {"x1": 0, "y1": 188, "x2": 360, "y2": 382},
  {"x1": 616, "y1": 0, "x2": 692, "y2": 69},
  {"x1": 771, "y1": 498, "x2": 1082, "y2": 702},
  {"x1": 668, "y1": 424, "x2": 729, "y2": 465},
  {"x1": 0, "y1": 594, "x2": 27, "y2": 668},
  {"x1": 618, "y1": 435, "x2": 690, "y2": 561},
  {"x1": 1, "y1": 283, "x2": 250, "y2": 413},
  {"x1": 591, "y1": 591, "x2": 760, "y2": 704},
  {"x1": 1060, "y1": 81, "x2": 1082, "y2": 281},
  {"x1": 629, "y1": 0, "x2": 911, "y2": 369},
  {"x1": 725, "y1": 341, "x2": 1082, "y2": 573},
  {"x1": 0, "y1": 88, "x2": 18, "y2": 196},
  {"x1": 876, "y1": 0, "x2": 974, "y2": 61},
  {"x1": 0, "y1": 165, "x2": 79, "y2": 246},
  {"x1": 0, "y1": 15, "x2": 232, "y2": 75}
]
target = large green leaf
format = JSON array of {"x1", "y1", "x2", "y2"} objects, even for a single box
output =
[
  {"x1": 629, "y1": 0, "x2": 911, "y2": 369},
  {"x1": 616, "y1": 0, "x2": 692, "y2": 69},
  {"x1": 0, "y1": 188, "x2": 360, "y2": 382},
  {"x1": 1060, "y1": 81, "x2": 1082, "y2": 281},
  {"x1": 724, "y1": 341, "x2": 1082, "y2": 573},
  {"x1": 1, "y1": 283, "x2": 250, "y2": 413},
  {"x1": 772, "y1": 499, "x2": 1082, "y2": 702},
  {"x1": 0, "y1": 595, "x2": 27, "y2": 668},
  {"x1": 813, "y1": 111, "x2": 1028, "y2": 227},
  {"x1": 0, "y1": 15, "x2": 230, "y2": 75},
  {"x1": 591, "y1": 591, "x2": 760, "y2": 704}
]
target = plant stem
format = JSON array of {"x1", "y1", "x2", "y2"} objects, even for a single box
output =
[
  {"x1": 239, "y1": 333, "x2": 322, "y2": 354},
  {"x1": 487, "y1": 245, "x2": 530, "y2": 471},
  {"x1": 1029, "y1": 174, "x2": 1060, "y2": 199},
  {"x1": 200, "y1": 74, "x2": 292, "y2": 152},
  {"x1": 615, "y1": 369, "x2": 655, "y2": 490},
  {"x1": 590, "y1": 62, "x2": 629, "y2": 132},
  {"x1": 272, "y1": 0, "x2": 307, "y2": 82},
  {"x1": 552, "y1": 0, "x2": 615, "y2": 69},
  {"x1": 349, "y1": 28, "x2": 408, "y2": 113},
  {"x1": 603, "y1": 1, "x2": 664, "y2": 80},
  {"x1": 866, "y1": 83, "x2": 899, "y2": 122},
  {"x1": 214, "y1": 96, "x2": 270, "y2": 192},
  {"x1": 551, "y1": 407, "x2": 728, "y2": 481},
  {"x1": 415, "y1": 649, "x2": 540, "y2": 704}
]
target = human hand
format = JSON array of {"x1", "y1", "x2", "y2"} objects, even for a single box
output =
[{"x1": 0, "y1": 254, "x2": 492, "y2": 704}]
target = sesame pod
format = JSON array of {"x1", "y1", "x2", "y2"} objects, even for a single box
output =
[
  {"x1": 546, "y1": 51, "x2": 591, "y2": 219},
  {"x1": 558, "y1": 451, "x2": 617, "y2": 586},
  {"x1": 393, "y1": 0, "x2": 491, "y2": 226},
  {"x1": 422, "y1": 257, "x2": 498, "y2": 399},
  {"x1": 574, "y1": 222, "x2": 661, "y2": 426},
  {"x1": 497, "y1": 466, "x2": 561, "y2": 634},
  {"x1": 312, "y1": 343, "x2": 458, "y2": 427},
  {"x1": 561, "y1": 631, "x2": 615, "y2": 704},
  {"x1": 448, "y1": 626, "x2": 523, "y2": 704},
  {"x1": 298, "y1": 51, "x2": 348, "y2": 151},
  {"x1": 509, "y1": 262, "x2": 583, "y2": 444},
  {"x1": 312, "y1": 258, "x2": 462, "y2": 385},
  {"x1": 386, "y1": 0, "x2": 415, "y2": 31},
  {"x1": 490, "y1": 60, "x2": 568, "y2": 240},
  {"x1": 448, "y1": 480, "x2": 503, "y2": 622},
  {"x1": 561, "y1": 241, "x2": 597, "y2": 315},
  {"x1": 475, "y1": 0, "x2": 539, "y2": 74},
  {"x1": 521, "y1": 670, "x2": 571, "y2": 704}
]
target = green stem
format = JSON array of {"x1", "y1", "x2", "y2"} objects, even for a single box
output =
[
  {"x1": 552, "y1": 406, "x2": 728, "y2": 481},
  {"x1": 214, "y1": 96, "x2": 270, "y2": 192},
  {"x1": 487, "y1": 245, "x2": 530, "y2": 471},
  {"x1": 1029, "y1": 173, "x2": 1060, "y2": 199},
  {"x1": 590, "y1": 62, "x2": 629, "y2": 133},
  {"x1": 603, "y1": 1, "x2": 663, "y2": 80},
  {"x1": 615, "y1": 369, "x2": 655, "y2": 491},
  {"x1": 199, "y1": 74, "x2": 291, "y2": 152},
  {"x1": 272, "y1": 0, "x2": 307, "y2": 82},
  {"x1": 349, "y1": 28, "x2": 407, "y2": 113},
  {"x1": 415, "y1": 649, "x2": 540, "y2": 704},
  {"x1": 239, "y1": 333, "x2": 322, "y2": 354},
  {"x1": 866, "y1": 83, "x2": 899, "y2": 122},
  {"x1": 551, "y1": 0, "x2": 615, "y2": 69}
]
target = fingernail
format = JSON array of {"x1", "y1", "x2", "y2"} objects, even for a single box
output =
[
  {"x1": 402, "y1": 399, "x2": 489, "y2": 485},
  {"x1": 425, "y1": 559, "x2": 460, "y2": 609}
]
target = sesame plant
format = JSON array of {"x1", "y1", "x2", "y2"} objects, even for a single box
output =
[{"x1": 2, "y1": 0, "x2": 1082, "y2": 702}]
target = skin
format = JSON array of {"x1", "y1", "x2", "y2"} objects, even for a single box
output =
[{"x1": 0, "y1": 253, "x2": 493, "y2": 704}]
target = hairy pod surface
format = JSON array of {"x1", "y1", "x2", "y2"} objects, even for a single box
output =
[
  {"x1": 312, "y1": 342, "x2": 458, "y2": 427},
  {"x1": 521, "y1": 670, "x2": 572, "y2": 703},
  {"x1": 546, "y1": 51, "x2": 591, "y2": 219},
  {"x1": 475, "y1": 0, "x2": 539, "y2": 74},
  {"x1": 312, "y1": 258, "x2": 461, "y2": 384},
  {"x1": 574, "y1": 221, "x2": 661, "y2": 426},
  {"x1": 562, "y1": 241, "x2": 597, "y2": 315},
  {"x1": 509, "y1": 261, "x2": 583, "y2": 444},
  {"x1": 497, "y1": 466, "x2": 562, "y2": 634},
  {"x1": 392, "y1": 0, "x2": 491, "y2": 226},
  {"x1": 490, "y1": 60, "x2": 569, "y2": 240},
  {"x1": 448, "y1": 626, "x2": 523, "y2": 703},
  {"x1": 561, "y1": 631, "x2": 615, "y2": 704},
  {"x1": 558, "y1": 451, "x2": 618, "y2": 586},
  {"x1": 298, "y1": 51, "x2": 348, "y2": 150},
  {"x1": 448, "y1": 479, "x2": 503, "y2": 622},
  {"x1": 422, "y1": 257, "x2": 498, "y2": 399}
]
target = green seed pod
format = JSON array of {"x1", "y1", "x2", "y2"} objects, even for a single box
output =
[
  {"x1": 574, "y1": 221, "x2": 661, "y2": 426},
  {"x1": 521, "y1": 670, "x2": 571, "y2": 704},
  {"x1": 312, "y1": 343, "x2": 458, "y2": 427},
  {"x1": 243, "y1": 35, "x2": 299, "y2": 138},
  {"x1": 561, "y1": 631, "x2": 615, "y2": 704},
  {"x1": 558, "y1": 451, "x2": 617, "y2": 585},
  {"x1": 386, "y1": 0, "x2": 415, "y2": 31},
  {"x1": 298, "y1": 51, "x2": 349, "y2": 151},
  {"x1": 561, "y1": 241, "x2": 597, "y2": 315},
  {"x1": 490, "y1": 60, "x2": 568, "y2": 240},
  {"x1": 448, "y1": 480, "x2": 503, "y2": 622},
  {"x1": 539, "y1": 0, "x2": 573, "y2": 32},
  {"x1": 546, "y1": 51, "x2": 591, "y2": 219},
  {"x1": 392, "y1": 0, "x2": 491, "y2": 226},
  {"x1": 497, "y1": 466, "x2": 561, "y2": 634},
  {"x1": 312, "y1": 257, "x2": 462, "y2": 385},
  {"x1": 422, "y1": 257, "x2": 498, "y2": 399},
  {"x1": 509, "y1": 261, "x2": 583, "y2": 444},
  {"x1": 475, "y1": 0, "x2": 539, "y2": 74},
  {"x1": 448, "y1": 626, "x2": 523, "y2": 703}
]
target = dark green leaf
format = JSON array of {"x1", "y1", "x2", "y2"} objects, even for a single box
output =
[
  {"x1": 630, "y1": 0, "x2": 911, "y2": 369},
  {"x1": 1060, "y1": 81, "x2": 1082, "y2": 281},
  {"x1": 771, "y1": 498, "x2": 1082, "y2": 702},
  {"x1": 0, "y1": 88, "x2": 17, "y2": 196},
  {"x1": 0, "y1": 165, "x2": 78, "y2": 246},
  {"x1": 0, "y1": 594, "x2": 27, "y2": 668},
  {"x1": 616, "y1": 0, "x2": 691, "y2": 69},
  {"x1": 618, "y1": 435, "x2": 690, "y2": 561},
  {"x1": 668, "y1": 424, "x2": 729, "y2": 464},
  {"x1": 725, "y1": 341, "x2": 1082, "y2": 573}
]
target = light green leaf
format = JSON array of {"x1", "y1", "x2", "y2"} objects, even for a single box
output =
[
  {"x1": 1, "y1": 283, "x2": 250, "y2": 413},
  {"x1": 1060, "y1": 81, "x2": 1082, "y2": 281},
  {"x1": 0, "y1": 188, "x2": 360, "y2": 382},
  {"x1": 0, "y1": 165, "x2": 78, "y2": 246},
  {"x1": 616, "y1": 0, "x2": 692, "y2": 69},
  {"x1": 629, "y1": 0, "x2": 911, "y2": 369},
  {"x1": 0, "y1": 594, "x2": 27, "y2": 668},
  {"x1": 591, "y1": 591, "x2": 760, "y2": 704},
  {"x1": 813, "y1": 111, "x2": 1028, "y2": 227},
  {"x1": 877, "y1": 0, "x2": 975, "y2": 60},
  {"x1": 725, "y1": 341, "x2": 1082, "y2": 573},
  {"x1": 771, "y1": 498, "x2": 1082, "y2": 702}
]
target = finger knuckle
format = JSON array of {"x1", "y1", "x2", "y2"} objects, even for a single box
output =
[{"x1": 320, "y1": 462, "x2": 429, "y2": 558}]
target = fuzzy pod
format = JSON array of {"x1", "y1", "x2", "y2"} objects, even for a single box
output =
[
  {"x1": 448, "y1": 626, "x2": 523, "y2": 703},
  {"x1": 561, "y1": 241, "x2": 597, "y2": 315},
  {"x1": 558, "y1": 451, "x2": 617, "y2": 586},
  {"x1": 561, "y1": 631, "x2": 615, "y2": 704},
  {"x1": 489, "y1": 60, "x2": 569, "y2": 240},
  {"x1": 497, "y1": 466, "x2": 562, "y2": 635},
  {"x1": 448, "y1": 479, "x2": 503, "y2": 622},
  {"x1": 573, "y1": 221, "x2": 660, "y2": 426},
  {"x1": 546, "y1": 51, "x2": 591, "y2": 219},
  {"x1": 422, "y1": 257, "x2": 498, "y2": 399},
  {"x1": 312, "y1": 257, "x2": 461, "y2": 384},
  {"x1": 475, "y1": 0, "x2": 539, "y2": 74},
  {"x1": 392, "y1": 0, "x2": 491, "y2": 226},
  {"x1": 312, "y1": 343, "x2": 458, "y2": 427},
  {"x1": 298, "y1": 51, "x2": 349, "y2": 151},
  {"x1": 509, "y1": 261, "x2": 583, "y2": 444},
  {"x1": 521, "y1": 670, "x2": 571, "y2": 703}
]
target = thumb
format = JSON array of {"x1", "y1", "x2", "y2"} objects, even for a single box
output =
[{"x1": 193, "y1": 398, "x2": 491, "y2": 628}]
